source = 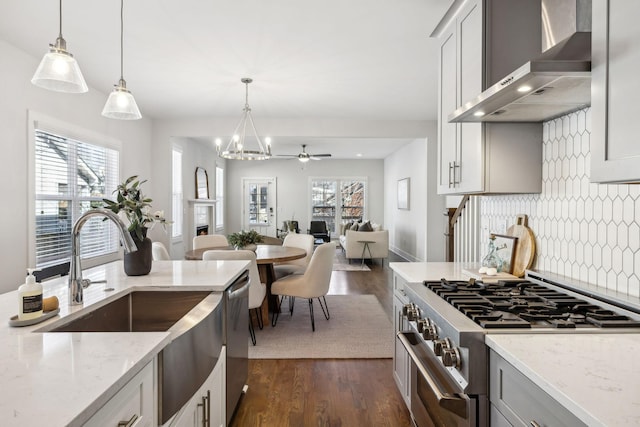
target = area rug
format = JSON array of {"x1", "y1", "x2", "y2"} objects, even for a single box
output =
[
  {"x1": 332, "y1": 257, "x2": 371, "y2": 271},
  {"x1": 248, "y1": 295, "x2": 392, "y2": 359}
]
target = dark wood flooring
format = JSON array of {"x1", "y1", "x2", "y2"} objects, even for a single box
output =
[{"x1": 230, "y1": 250, "x2": 412, "y2": 427}]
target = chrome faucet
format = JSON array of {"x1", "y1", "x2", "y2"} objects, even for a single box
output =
[{"x1": 69, "y1": 209, "x2": 137, "y2": 305}]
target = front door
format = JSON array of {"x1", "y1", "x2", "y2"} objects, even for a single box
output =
[{"x1": 242, "y1": 178, "x2": 277, "y2": 237}]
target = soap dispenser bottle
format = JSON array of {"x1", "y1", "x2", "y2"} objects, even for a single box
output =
[{"x1": 18, "y1": 268, "x2": 43, "y2": 320}]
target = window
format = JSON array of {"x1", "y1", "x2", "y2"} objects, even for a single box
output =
[
  {"x1": 34, "y1": 129, "x2": 120, "y2": 269},
  {"x1": 310, "y1": 178, "x2": 366, "y2": 235},
  {"x1": 172, "y1": 148, "x2": 183, "y2": 239},
  {"x1": 215, "y1": 166, "x2": 224, "y2": 229}
]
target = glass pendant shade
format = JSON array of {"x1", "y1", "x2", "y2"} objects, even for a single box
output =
[
  {"x1": 31, "y1": 37, "x2": 88, "y2": 93},
  {"x1": 102, "y1": 79, "x2": 142, "y2": 120}
]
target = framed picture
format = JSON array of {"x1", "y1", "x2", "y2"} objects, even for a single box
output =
[
  {"x1": 397, "y1": 178, "x2": 410, "y2": 210},
  {"x1": 492, "y1": 233, "x2": 518, "y2": 274}
]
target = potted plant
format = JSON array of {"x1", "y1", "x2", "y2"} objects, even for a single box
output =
[
  {"x1": 103, "y1": 175, "x2": 170, "y2": 275},
  {"x1": 228, "y1": 229, "x2": 263, "y2": 250}
]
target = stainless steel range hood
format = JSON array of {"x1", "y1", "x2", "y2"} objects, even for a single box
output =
[{"x1": 449, "y1": 0, "x2": 592, "y2": 123}]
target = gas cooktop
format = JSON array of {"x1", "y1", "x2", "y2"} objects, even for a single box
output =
[{"x1": 423, "y1": 279, "x2": 640, "y2": 329}]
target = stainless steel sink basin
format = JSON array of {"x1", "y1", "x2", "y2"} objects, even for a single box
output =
[
  {"x1": 43, "y1": 290, "x2": 214, "y2": 333},
  {"x1": 38, "y1": 290, "x2": 224, "y2": 424}
]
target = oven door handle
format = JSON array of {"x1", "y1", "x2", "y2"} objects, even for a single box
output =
[{"x1": 398, "y1": 332, "x2": 469, "y2": 419}]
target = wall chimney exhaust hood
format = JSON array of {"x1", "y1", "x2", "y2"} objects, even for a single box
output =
[{"x1": 449, "y1": 0, "x2": 592, "y2": 123}]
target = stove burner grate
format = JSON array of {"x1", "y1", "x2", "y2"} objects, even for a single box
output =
[{"x1": 423, "y1": 278, "x2": 640, "y2": 329}]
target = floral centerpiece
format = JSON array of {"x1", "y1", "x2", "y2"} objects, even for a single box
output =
[
  {"x1": 228, "y1": 229, "x2": 263, "y2": 250},
  {"x1": 103, "y1": 175, "x2": 170, "y2": 241},
  {"x1": 103, "y1": 175, "x2": 170, "y2": 276}
]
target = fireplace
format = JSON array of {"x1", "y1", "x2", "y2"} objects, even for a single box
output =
[{"x1": 196, "y1": 225, "x2": 209, "y2": 236}]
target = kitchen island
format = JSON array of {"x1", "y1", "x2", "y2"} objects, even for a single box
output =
[{"x1": 0, "y1": 259, "x2": 248, "y2": 426}]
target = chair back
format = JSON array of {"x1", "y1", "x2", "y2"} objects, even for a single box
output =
[
  {"x1": 299, "y1": 242, "x2": 335, "y2": 298},
  {"x1": 152, "y1": 241, "x2": 171, "y2": 260},
  {"x1": 282, "y1": 233, "x2": 314, "y2": 267},
  {"x1": 202, "y1": 249, "x2": 265, "y2": 309},
  {"x1": 193, "y1": 234, "x2": 229, "y2": 250},
  {"x1": 309, "y1": 220, "x2": 328, "y2": 234}
]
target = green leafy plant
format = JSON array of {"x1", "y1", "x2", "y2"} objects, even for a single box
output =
[
  {"x1": 103, "y1": 175, "x2": 170, "y2": 241},
  {"x1": 228, "y1": 229, "x2": 263, "y2": 249}
]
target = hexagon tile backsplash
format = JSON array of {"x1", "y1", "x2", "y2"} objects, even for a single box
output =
[{"x1": 481, "y1": 107, "x2": 640, "y2": 297}]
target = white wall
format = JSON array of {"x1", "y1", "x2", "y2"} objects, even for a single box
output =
[
  {"x1": 0, "y1": 40, "x2": 153, "y2": 294},
  {"x1": 384, "y1": 122, "x2": 446, "y2": 262},
  {"x1": 225, "y1": 158, "x2": 385, "y2": 235}
]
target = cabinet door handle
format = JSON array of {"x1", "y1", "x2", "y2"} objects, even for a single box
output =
[
  {"x1": 452, "y1": 161, "x2": 460, "y2": 185},
  {"x1": 530, "y1": 422, "x2": 541, "y2": 427},
  {"x1": 198, "y1": 391, "x2": 211, "y2": 427},
  {"x1": 117, "y1": 414, "x2": 138, "y2": 427},
  {"x1": 448, "y1": 162, "x2": 454, "y2": 187}
]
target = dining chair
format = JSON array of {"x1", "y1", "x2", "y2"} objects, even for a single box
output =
[
  {"x1": 152, "y1": 241, "x2": 171, "y2": 260},
  {"x1": 193, "y1": 234, "x2": 229, "y2": 250},
  {"x1": 271, "y1": 242, "x2": 334, "y2": 331},
  {"x1": 273, "y1": 233, "x2": 314, "y2": 279},
  {"x1": 202, "y1": 249, "x2": 266, "y2": 345}
]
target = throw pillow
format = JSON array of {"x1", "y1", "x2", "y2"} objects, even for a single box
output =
[
  {"x1": 350, "y1": 222, "x2": 359, "y2": 231},
  {"x1": 358, "y1": 221, "x2": 373, "y2": 232}
]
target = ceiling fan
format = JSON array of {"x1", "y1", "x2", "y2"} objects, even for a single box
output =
[{"x1": 277, "y1": 144, "x2": 332, "y2": 162}]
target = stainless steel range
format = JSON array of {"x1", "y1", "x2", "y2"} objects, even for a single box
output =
[{"x1": 395, "y1": 270, "x2": 640, "y2": 427}]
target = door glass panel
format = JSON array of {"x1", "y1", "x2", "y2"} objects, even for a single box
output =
[
  {"x1": 341, "y1": 181, "x2": 364, "y2": 222},
  {"x1": 311, "y1": 180, "x2": 337, "y2": 233},
  {"x1": 248, "y1": 184, "x2": 269, "y2": 224}
]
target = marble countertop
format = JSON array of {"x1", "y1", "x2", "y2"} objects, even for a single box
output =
[
  {"x1": 487, "y1": 334, "x2": 640, "y2": 427},
  {"x1": 0, "y1": 259, "x2": 248, "y2": 426},
  {"x1": 389, "y1": 261, "x2": 515, "y2": 283}
]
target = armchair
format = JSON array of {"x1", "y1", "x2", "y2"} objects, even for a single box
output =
[{"x1": 308, "y1": 220, "x2": 330, "y2": 242}]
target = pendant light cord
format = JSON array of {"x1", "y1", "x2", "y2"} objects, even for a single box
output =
[
  {"x1": 120, "y1": 0, "x2": 124, "y2": 80},
  {"x1": 245, "y1": 81, "x2": 250, "y2": 109},
  {"x1": 58, "y1": 0, "x2": 63, "y2": 38}
]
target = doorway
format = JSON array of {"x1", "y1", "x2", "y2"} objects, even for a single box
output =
[{"x1": 242, "y1": 178, "x2": 277, "y2": 237}]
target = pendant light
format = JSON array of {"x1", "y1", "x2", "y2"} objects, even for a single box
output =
[
  {"x1": 215, "y1": 78, "x2": 271, "y2": 160},
  {"x1": 102, "y1": 0, "x2": 142, "y2": 120},
  {"x1": 31, "y1": 0, "x2": 88, "y2": 93}
]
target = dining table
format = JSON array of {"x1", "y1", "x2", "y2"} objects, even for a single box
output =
[{"x1": 184, "y1": 244, "x2": 307, "y2": 313}]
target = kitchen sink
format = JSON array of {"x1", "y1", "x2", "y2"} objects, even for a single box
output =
[
  {"x1": 41, "y1": 290, "x2": 215, "y2": 333},
  {"x1": 38, "y1": 289, "x2": 224, "y2": 424}
]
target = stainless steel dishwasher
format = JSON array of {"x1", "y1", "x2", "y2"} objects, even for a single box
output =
[{"x1": 224, "y1": 270, "x2": 249, "y2": 424}]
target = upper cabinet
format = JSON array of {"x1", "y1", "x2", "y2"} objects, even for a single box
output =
[
  {"x1": 591, "y1": 0, "x2": 640, "y2": 183},
  {"x1": 436, "y1": 0, "x2": 543, "y2": 195}
]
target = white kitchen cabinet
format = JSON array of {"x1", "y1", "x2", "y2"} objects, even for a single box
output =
[
  {"x1": 591, "y1": 0, "x2": 640, "y2": 183},
  {"x1": 84, "y1": 359, "x2": 156, "y2": 427},
  {"x1": 392, "y1": 273, "x2": 410, "y2": 407},
  {"x1": 489, "y1": 350, "x2": 586, "y2": 427},
  {"x1": 436, "y1": 0, "x2": 542, "y2": 195},
  {"x1": 169, "y1": 347, "x2": 226, "y2": 427}
]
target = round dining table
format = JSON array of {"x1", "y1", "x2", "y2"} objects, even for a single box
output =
[{"x1": 185, "y1": 244, "x2": 306, "y2": 313}]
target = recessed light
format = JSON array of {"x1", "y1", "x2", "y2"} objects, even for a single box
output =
[
  {"x1": 356, "y1": 153, "x2": 363, "y2": 157},
  {"x1": 517, "y1": 85, "x2": 532, "y2": 93},
  {"x1": 473, "y1": 111, "x2": 485, "y2": 117}
]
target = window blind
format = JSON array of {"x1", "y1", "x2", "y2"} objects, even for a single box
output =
[{"x1": 34, "y1": 129, "x2": 120, "y2": 268}]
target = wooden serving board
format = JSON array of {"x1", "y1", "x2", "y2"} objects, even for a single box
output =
[{"x1": 506, "y1": 214, "x2": 535, "y2": 277}]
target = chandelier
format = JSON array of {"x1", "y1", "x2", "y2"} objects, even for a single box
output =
[{"x1": 216, "y1": 78, "x2": 271, "y2": 160}]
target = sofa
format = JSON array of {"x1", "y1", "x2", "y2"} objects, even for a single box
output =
[{"x1": 339, "y1": 228, "x2": 389, "y2": 264}]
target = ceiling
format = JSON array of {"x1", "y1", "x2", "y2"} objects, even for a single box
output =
[{"x1": 1, "y1": 0, "x2": 453, "y2": 158}]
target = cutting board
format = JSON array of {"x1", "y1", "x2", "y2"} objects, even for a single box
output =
[{"x1": 506, "y1": 214, "x2": 535, "y2": 277}]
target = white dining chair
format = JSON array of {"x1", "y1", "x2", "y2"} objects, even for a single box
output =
[
  {"x1": 271, "y1": 242, "x2": 334, "y2": 331},
  {"x1": 273, "y1": 233, "x2": 314, "y2": 279},
  {"x1": 193, "y1": 234, "x2": 229, "y2": 250},
  {"x1": 152, "y1": 241, "x2": 171, "y2": 260},
  {"x1": 202, "y1": 249, "x2": 266, "y2": 345}
]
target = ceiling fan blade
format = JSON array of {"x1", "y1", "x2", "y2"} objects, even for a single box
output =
[
  {"x1": 311, "y1": 154, "x2": 332, "y2": 157},
  {"x1": 275, "y1": 154, "x2": 300, "y2": 157}
]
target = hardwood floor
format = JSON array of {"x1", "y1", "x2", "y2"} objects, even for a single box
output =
[{"x1": 230, "y1": 250, "x2": 412, "y2": 427}]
